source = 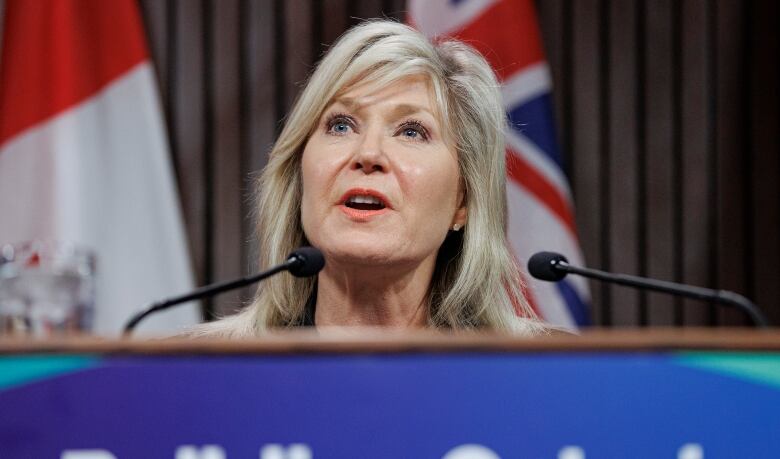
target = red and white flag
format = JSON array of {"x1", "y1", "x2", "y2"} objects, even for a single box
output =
[
  {"x1": 409, "y1": 0, "x2": 591, "y2": 329},
  {"x1": 0, "y1": 0, "x2": 199, "y2": 334}
]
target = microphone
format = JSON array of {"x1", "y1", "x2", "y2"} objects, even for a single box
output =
[
  {"x1": 527, "y1": 251, "x2": 770, "y2": 328},
  {"x1": 123, "y1": 246, "x2": 325, "y2": 335}
]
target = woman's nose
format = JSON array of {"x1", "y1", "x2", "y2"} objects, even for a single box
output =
[{"x1": 351, "y1": 129, "x2": 388, "y2": 174}]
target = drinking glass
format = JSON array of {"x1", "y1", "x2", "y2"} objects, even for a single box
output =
[{"x1": 0, "y1": 241, "x2": 95, "y2": 337}]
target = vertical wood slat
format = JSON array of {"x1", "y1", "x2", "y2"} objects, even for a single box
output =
[
  {"x1": 272, "y1": 0, "x2": 286, "y2": 129},
  {"x1": 244, "y1": 0, "x2": 276, "y2": 277},
  {"x1": 171, "y1": 0, "x2": 207, "y2": 292},
  {"x1": 748, "y1": 0, "x2": 780, "y2": 326},
  {"x1": 570, "y1": 0, "x2": 603, "y2": 325},
  {"x1": 283, "y1": 0, "x2": 313, "y2": 112},
  {"x1": 739, "y1": 1, "x2": 755, "y2": 314},
  {"x1": 211, "y1": 0, "x2": 244, "y2": 316},
  {"x1": 322, "y1": 0, "x2": 349, "y2": 47},
  {"x1": 597, "y1": 0, "x2": 612, "y2": 326},
  {"x1": 164, "y1": 0, "x2": 179, "y2": 197},
  {"x1": 644, "y1": 0, "x2": 675, "y2": 326},
  {"x1": 680, "y1": 0, "x2": 712, "y2": 325},
  {"x1": 635, "y1": 0, "x2": 649, "y2": 325},
  {"x1": 715, "y1": 0, "x2": 748, "y2": 325},
  {"x1": 671, "y1": 0, "x2": 684, "y2": 326},
  {"x1": 201, "y1": 0, "x2": 216, "y2": 318},
  {"x1": 139, "y1": 0, "x2": 168, "y2": 101},
  {"x1": 385, "y1": 0, "x2": 408, "y2": 20},
  {"x1": 138, "y1": 0, "x2": 175, "y2": 187},
  {"x1": 311, "y1": 0, "x2": 324, "y2": 62},
  {"x1": 354, "y1": 0, "x2": 384, "y2": 21},
  {"x1": 705, "y1": 0, "x2": 719, "y2": 325},
  {"x1": 607, "y1": 0, "x2": 640, "y2": 326},
  {"x1": 237, "y1": 0, "x2": 251, "y2": 303},
  {"x1": 560, "y1": 0, "x2": 575, "y2": 187}
]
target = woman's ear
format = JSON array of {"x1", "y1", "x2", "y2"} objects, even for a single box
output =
[
  {"x1": 450, "y1": 196, "x2": 469, "y2": 231},
  {"x1": 451, "y1": 205, "x2": 467, "y2": 231},
  {"x1": 451, "y1": 189, "x2": 467, "y2": 231}
]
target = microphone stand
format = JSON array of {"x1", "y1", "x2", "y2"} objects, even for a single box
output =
[
  {"x1": 551, "y1": 259, "x2": 770, "y2": 328},
  {"x1": 123, "y1": 247, "x2": 323, "y2": 335}
]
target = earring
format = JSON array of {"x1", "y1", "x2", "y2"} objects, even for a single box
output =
[{"x1": 452, "y1": 223, "x2": 462, "y2": 231}]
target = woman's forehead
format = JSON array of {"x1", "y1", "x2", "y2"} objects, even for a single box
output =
[
  {"x1": 327, "y1": 75, "x2": 447, "y2": 120},
  {"x1": 336, "y1": 78, "x2": 431, "y2": 109}
]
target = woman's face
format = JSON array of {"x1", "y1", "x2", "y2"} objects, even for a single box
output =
[{"x1": 300, "y1": 76, "x2": 467, "y2": 269}]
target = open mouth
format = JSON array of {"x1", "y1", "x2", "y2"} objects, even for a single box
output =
[
  {"x1": 344, "y1": 195, "x2": 386, "y2": 211},
  {"x1": 339, "y1": 188, "x2": 392, "y2": 214}
]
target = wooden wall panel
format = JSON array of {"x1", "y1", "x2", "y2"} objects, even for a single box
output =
[
  {"x1": 3, "y1": 0, "x2": 779, "y2": 327},
  {"x1": 170, "y1": 0, "x2": 207, "y2": 293},
  {"x1": 283, "y1": 0, "x2": 313, "y2": 112},
  {"x1": 570, "y1": 0, "x2": 604, "y2": 324},
  {"x1": 321, "y1": 0, "x2": 349, "y2": 47},
  {"x1": 386, "y1": 0, "x2": 409, "y2": 21},
  {"x1": 354, "y1": 0, "x2": 384, "y2": 21},
  {"x1": 715, "y1": 0, "x2": 748, "y2": 325},
  {"x1": 644, "y1": 0, "x2": 676, "y2": 326},
  {"x1": 748, "y1": 0, "x2": 780, "y2": 326},
  {"x1": 680, "y1": 0, "x2": 713, "y2": 325},
  {"x1": 607, "y1": 0, "x2": 640, "y2": 326},
  {"x1": 139, "y1": 1, "x2": 168, "y2": 99},
  {"x1": 244, "y1": 0, "x2": 277, "y2": 279},
  {"x1": 212, "y1": 0, "x2": 244, "y2": 315}
]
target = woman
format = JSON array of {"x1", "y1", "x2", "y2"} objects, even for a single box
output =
[{"x1": 196, "y1": 20, "x2": 548, "y2": 336}]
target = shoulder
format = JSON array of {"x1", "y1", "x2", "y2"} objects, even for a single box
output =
[
  {"x1": 176, "y1": 310, "x2": 259, "y2": 339},
  {"x1": 509, "y1": 317, "x2": 577, "y2": 337}
]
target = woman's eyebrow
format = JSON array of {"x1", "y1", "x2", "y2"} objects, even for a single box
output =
[
  {"x1": 389, "y1": 103, "x2": 434, "y2": 119},
  {"x1": 332, "y1": 97, "x2": 359, "y2": 112},
  {"x1": 333, "y1": 98, "x2": 435, "y2": 120}
]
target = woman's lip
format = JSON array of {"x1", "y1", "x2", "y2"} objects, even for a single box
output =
[
  {"x1": 338, "y1": 187, "x2": 393, "y2": 209},
  {"x1": 338, "y1": 204, "x2": 389, "y2": 221}
]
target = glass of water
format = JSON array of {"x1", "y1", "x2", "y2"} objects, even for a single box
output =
[{"x1": 0, "y1": 241, "x2": 95, "y2": 337}]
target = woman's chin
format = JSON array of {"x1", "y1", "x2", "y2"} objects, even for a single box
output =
[
  {"x1": 326, "y1": 248, "x2": 397, "y2": 266},
  {"x1": 321, "y1": 240, "x2": 409, "y2": 267}
]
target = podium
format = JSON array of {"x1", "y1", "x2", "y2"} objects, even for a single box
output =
[{"x1": 1, "y1": 329, "x2": 779, "y2": 458}]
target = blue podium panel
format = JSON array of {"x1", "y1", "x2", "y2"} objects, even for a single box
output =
[{"x1": 1, "y1": 347, "x2": 779, "y2": 458}]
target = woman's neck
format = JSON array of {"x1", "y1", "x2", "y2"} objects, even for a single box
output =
[{"x1": 313, "y1": 257, "x2": 435, "y2": 328}]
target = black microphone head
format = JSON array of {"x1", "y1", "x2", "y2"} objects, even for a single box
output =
[
  {"x1": 287, "y1": 246, "x2": 325, "y2": 277},
  {"x1": 527, "y1": 251, "x2": 569, "y2": 281}
]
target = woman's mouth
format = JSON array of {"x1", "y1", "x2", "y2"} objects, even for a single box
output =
[
  {"x1": 344, "y1": 195, "x2": 386, "y2": 211},
  {"x1": 338, "y1": 188, "x2": 392, "y2": 220}
]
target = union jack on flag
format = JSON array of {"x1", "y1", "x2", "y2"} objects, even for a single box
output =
[{"x1": 409, "y1": 0, "x2": 591, "y2": 329}]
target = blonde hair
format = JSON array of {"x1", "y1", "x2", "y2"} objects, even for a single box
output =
[{"x1": 193, "y1": 20, "x2": 548, "y2": 337}]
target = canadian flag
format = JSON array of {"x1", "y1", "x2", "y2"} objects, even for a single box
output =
[{"x1": 0, "y1": 0, "x2": 199, "y2": 334}]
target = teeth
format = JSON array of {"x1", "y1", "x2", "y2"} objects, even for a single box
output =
[{"x1": 347, "y1": 195, "x2": 382, "y2": 205}]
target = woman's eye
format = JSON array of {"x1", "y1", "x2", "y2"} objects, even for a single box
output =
[
  {"x1": 326, "y1": 115, "x2": 354, "y2": 135},
  {"x1": 402, "y1": 128, "x2": 420, "y2": 138},
  {"x1": 398, "y1": 122, "x2": 429, "y2": 142},
  {"x1": 332, "y1": 122, "x2": 350, "y2": 133}
]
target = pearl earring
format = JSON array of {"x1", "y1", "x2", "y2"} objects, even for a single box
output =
[{"x1": 452, "y1": 223, "x2": 462, "y2": 231}]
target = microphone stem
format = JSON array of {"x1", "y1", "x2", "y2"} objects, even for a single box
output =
[
  {"x1": 123, "y1": 260, "x2": 292, "y2": 335},
  {"x1": 557, "y1": 262, "x2": 769, "y2": 328}
]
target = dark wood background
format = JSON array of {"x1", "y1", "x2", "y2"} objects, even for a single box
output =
[{"x1": 2, "y1": 0, "x2": 778, "y2": 327}]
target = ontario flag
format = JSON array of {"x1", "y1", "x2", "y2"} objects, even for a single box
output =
[
  {"x1": 409, "y1": 0, "x2": 591, "y2": 329},
  {"x1": 0, "y1": 0, "x2": 199, "y2": 334}
]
